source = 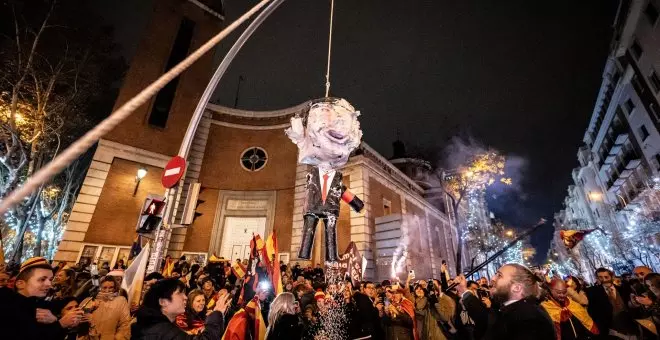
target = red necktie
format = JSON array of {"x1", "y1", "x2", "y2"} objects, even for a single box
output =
[{"x1": 322, "y1": 174, "x2": 329, "y2": 203}]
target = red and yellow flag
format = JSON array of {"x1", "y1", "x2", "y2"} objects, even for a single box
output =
[
  {"x1": 161, "y1": 257, "x2": 174, "y2": 277},
  {"x1": 266, "y1": 231, "x2": 283, "y2": 295},
  {"x1": 249, "y1": 234, "x2": 267, "y2": 265},
  {"x1": 231, "y1": 261, "x2": 247, "y2": 279},
  {"x1": 221, "y1": 298, "x2": 266, "y2": 340},
  {"x1": 560, "y1": 229, "x2": 598, "y2": 249}
]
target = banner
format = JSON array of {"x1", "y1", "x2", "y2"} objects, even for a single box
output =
[
  {"x1": 338, "y1": 242, "x2": 364, "y2": 287},
  {"x1": 121, "y1": 242, "x2": 151, "y2": 308}
]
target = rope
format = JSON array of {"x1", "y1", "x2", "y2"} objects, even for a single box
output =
[
  {"x1": 324, "y1": 0, "x2": 335, "y2": 97},
  {"x1": 0, "y1": 0, "x2": 272, "y2": 215}
]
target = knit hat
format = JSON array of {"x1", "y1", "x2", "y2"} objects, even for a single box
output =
[
  {"x1": 19, "y1": 257, "x2": 51, "y2": 274},
  {"x1": 314, "y1": 290, "x2": 325, "y2": 301}
]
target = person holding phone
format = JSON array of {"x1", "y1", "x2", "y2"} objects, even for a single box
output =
[{"x1": 78, "y1": 276, "x2": 131, "y2": 339}]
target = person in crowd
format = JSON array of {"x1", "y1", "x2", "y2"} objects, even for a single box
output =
[
  {"x1": 78, "y1": 276, "x2": 131, "y2": 339},
  {"x1": 383, "y1": 286, "x2": 417, "y2": 340},
  {"x1": 113, "y1": 259, "x2": 126, "y2": 270},
  {"x1": 176, "y1": 289, "x2": 209, "y2": 334},
  {"x1": 461, "y1": 263, "x2": 555, "y2": 340},
  {"x1": 0, "y1": 269, "x2": 10, "y2": 288},
  {"x1": 633, "y1": 266, "x2": 653, "y2": 281},
  {"x1": 540, "y1": 278, "x2": 598, "y2": 340},
  {"x1": 132, "y1": 278, "x2": 230, "y2": 339},
  {"x1": 478, "y1": 277, "x2": 489, "y2": 289},
  {"x1": 353, "y1": 280, "x2": 384, "y2": 339},
  {"x1": 54, "y1": 296, "x2": 83, "y2": 340},
  {"x1": 565, "y1": 276, "x2": 589, "y2": 306},
  {"x1": 52, "y1": 267, "x2": 77, "y2": 300},
  {"x1": 641, "y1": 273, "x2": 660, "y2": 335},
  {"x1": 586, "y1": 267, "x2": 640, "y2": 339},
  {"x1": 265, "y1": 292, "x2": 302, "y2": 339},
  {"x1": 201, "y1": 278, "x2": 216, "y2": 302},
  {"x1": 459, "y1": 280, "x2": 489, "y2": 340},
  {"x1": 412, "y1": 284, "x2": 445, "y2": 340},
  {"x1": 341, "y1": 283, "x2": 365, "y2": 339},
  {"x1": 0, "y1": 257, "x2": 83, "y2": 339},
  {"x1": 294, "y1": 283, "x2": 315, "y2": 314}
]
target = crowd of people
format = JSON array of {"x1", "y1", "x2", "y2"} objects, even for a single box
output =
[{"x1": 1, "y1": 254, "x2": 659, "y2": 340}]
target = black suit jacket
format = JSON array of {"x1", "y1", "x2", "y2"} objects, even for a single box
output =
[
  {"x1": 483, "y1": 298, "x2": 555, "y2": 340},
  {"x1": 585, "y1": 284, "x2": 636, "y2": 335},
  {"x1": 303, "y1": 167, "x2": 345, "y2": 216},
  {"x1": 462, "y1": 292, "x2": 489, "y2": 340},
  {"x1": 353, "y1": 292, "x2": 384, "y2": 339}
]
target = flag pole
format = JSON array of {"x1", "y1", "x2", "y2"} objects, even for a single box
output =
[{"x1": 447, "y1": 218, "x2": 548, "y2": 291}]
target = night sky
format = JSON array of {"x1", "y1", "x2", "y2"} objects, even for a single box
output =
[{"x1": 99, "y1": 0, "x2": 619, "y2": 263}]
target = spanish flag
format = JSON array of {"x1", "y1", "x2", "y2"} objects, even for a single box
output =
[
  {"x1": 231, "y1": 261, "x2": 247, "y2": 279},
  {"x1": 541, "y1": 298, "x2": 599, "y2": 337},
  {"x1": 221, "y1": 297, "x2": 266, "y2": 340},
  {"x1": 560, "y1": 229, "x2": 599, "y2": 249},
  {"x1": 265, "y1": 231, "x2": 283, "y2": 295},
  {"x1": 250, "y1": 234, "x2": 268, "y2": 267},
  {"x1": 161, "y1": 257, "x2": 174, "y2": 277}
]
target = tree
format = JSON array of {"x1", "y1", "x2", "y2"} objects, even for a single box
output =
[
  {"x1": 440, "y1": 140, "x2": 511, "y2": 273},
  {"x1": 0, "y1": 0, "x2": 125, "y2": 263}
]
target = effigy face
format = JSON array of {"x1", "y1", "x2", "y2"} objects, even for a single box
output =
[{"x1": 286, "y1": 98, "x2": 362, "y2": 169}]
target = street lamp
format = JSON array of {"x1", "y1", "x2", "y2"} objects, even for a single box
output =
[
  {"x1": 133, "y1": 167, "x2": 148, "y2": 196},
  {"x1": 505, "y1": 230, "x2": 514, "y2": 237},
  {"x1": 588, "y1": 191, "x2": 602, "y2": 202}
]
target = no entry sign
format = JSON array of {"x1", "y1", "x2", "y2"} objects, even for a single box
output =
[{"x1": 162, "y1": 156, "x2": 186, "y2": 188}]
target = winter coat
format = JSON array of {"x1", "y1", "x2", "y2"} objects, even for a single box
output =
[
  {"x1": 483, "y1": 297, "x2": 555, "y2": 340},
  {"x1": 131, "y1": 306, "x2": 225, "y2": 339},
  {"x1": 79, "y1": 295, "x2": 131, "y2": 339},
  {"x1": 354, "y1": 292, "x2": 384, "y2": 339},
  {"x1": 265, "y1": 314, "x2": 302, "y2": 340},
  {"x1": 414, "y1": 296, "x2": 447, "y2": 340},
  {"x1": 0, "y1": 287, "x2": 68, "y2": 340},
  {"x1": 383, "y1": 304, "x2": 415, "y2": 340}
]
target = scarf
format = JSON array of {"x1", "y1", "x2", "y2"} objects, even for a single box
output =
[
  {"x1": 398, "y1": 297, "x2": 420, "y2": 340},
  {"x1": 541, "y1": 298, "x2": 598, "y2": 339}
]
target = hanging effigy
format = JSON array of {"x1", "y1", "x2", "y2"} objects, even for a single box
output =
[{"x1": 286, "y1": 97, "x2": 364, "y2": 263}]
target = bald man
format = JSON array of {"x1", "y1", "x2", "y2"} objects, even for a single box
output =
[
  {"x1": 541, "y1": 278, "x2": 598, "y2": 340},
  {"x1": 633, "y1": 266, "x2": 652, "y2": 280}
]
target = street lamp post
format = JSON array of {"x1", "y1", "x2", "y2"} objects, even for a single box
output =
[{"x1": 133, "y1": 167, "x2": 148, "y2": 197}]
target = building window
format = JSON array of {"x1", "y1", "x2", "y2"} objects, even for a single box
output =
[
  {"x1": 624, "y1": 99, "x2": 635, "y2": 114},
  {"x1": 645, "y1": 2, "x2": 659, "y2": 25},
  {"x1": 649, "y1": 69, "x2": 660, "y2": 93},
  {"x1": 240, "y1": 147, "x2": 268, "y2": 171},
  {"x1": 655, "y1": 153, "x2": 660, "y2": 170},
  {"x1": 639, "y1": 125, "x2": 651, "y2": 141},
  {"x1": 383, "y1": 198, "x2": 392, "y2": 215},
  {"x1": 595, "y1": 209, "x2": 600, "y2": 218},
  {"x1": 631, "y1": 39, "x2": 643, "y2": 60},
  {"x1": 148, "y1": 18, "x2": 197, "y2": 128}
]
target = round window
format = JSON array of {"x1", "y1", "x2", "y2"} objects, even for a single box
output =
[{"x1": 240, "y1": 147, "x2": 268, "y2": 171}]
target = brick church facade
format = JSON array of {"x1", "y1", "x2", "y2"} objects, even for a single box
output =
[{"x1": 53, "y1": 0, "x2": 462, "y2": 280}]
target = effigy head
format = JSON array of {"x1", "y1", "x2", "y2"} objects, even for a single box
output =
[{"x1": 286, "y1": 97, "x2": 362, "y2": 169}]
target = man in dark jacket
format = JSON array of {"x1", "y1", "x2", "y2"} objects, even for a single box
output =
[
  {"x1": 586, "y1": 267, "x2": 640, "y2": 339},
  {"x1": 457, "y1": 263, "x2": 555, "y2": 340},
  {"x1": 0, "y1": 257, "x2": 82, "y2": 340},
  {"x1": 354, "y1": 281, "x2": 384, "y2": 339},
  {"x1": 132, "y1": 278, "x2": 230, "y2": 339}
]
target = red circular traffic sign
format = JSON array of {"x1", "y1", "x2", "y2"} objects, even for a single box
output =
[{"x1": 162, "y1": 156, "x2": 186, "y2": 188}]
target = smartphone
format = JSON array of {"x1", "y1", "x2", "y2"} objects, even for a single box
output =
[{"x1": 409, "y1": 270, "x2": 415, "y2": 279}]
